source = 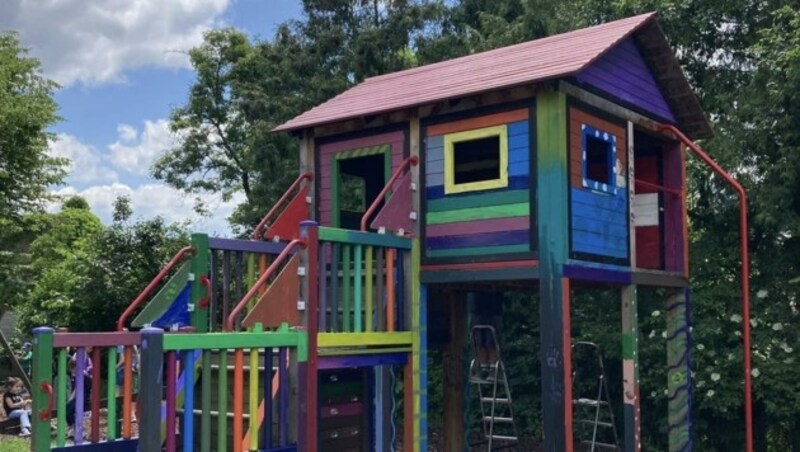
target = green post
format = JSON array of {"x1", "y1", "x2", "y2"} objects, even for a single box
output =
[
  {"x1": 31, "y1": 327, "x2": 54, "y2": 452},
  {"x1": 191, "y1": 233, "x2": 210, "y2": 333},
  {"x1": 107, "y1": 347, "x2": 118, "y2": 440},
  {"x1": 535, "y1": 92, "x2": 571, "y2": 451}
]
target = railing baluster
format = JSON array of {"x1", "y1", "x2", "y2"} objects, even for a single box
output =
[
  {"x1": 365, "y1": 245, "x2": 374, "y2": 332},
  {"x1": 182, "y1": 350, "x2": 196, "y2": 452},
  {"x1": 376, "y1": 247, "x2": 385, "y2": 331},
  {"x1": 279, "y1": 347, "x2": 288, "y2": 446},
  {"x1": 233, "y1": 348, "x2": 244, "y2": 452},
  {"x1": 331, "y1": 243, "x2": 340, "y2": 332},
  {"x1": 249, "y1": 346, "x2": 259, "y2": 451},
  {"x1": 91, "y1": 346, "x2": 101, "y2": 443},
  {"x1": 397, "y1": 249, "x2": 405, "y2": 331},
  {"x1": 223, "y1": 250, "x2": 231, "y2": 324},
  {"x1": 235, "y1": 252, "x2": 244, "y2": 329},
  {"x1": 75, "y1": 347, "x2": 85, "y2": 445},
  {"x1": 123, "y1": 346, "x2": 133, "y2": 439},
  {"x1": 343, "y1": 244, "x2": 351, "y2": 332},
  {"x1": 210, "y1": 251, "x2": 218, "y2": 331},
  {"x1": 201, "y1": 348, "x2": 212, "y2": 452},
  {"x1": 386, "y1": 249, "x2": 396, "y2": 332},
  {"x1": 166, "y1": 351, "x2": 178, "y2": 452},
  {"x1": 217, "y1": 349, "x2": 229, "y2": 452},
  {"x1": 264, "y1": 347, "x2": 273, "y2": 449},
  {"x1": 57, "y1": 348, "x2": 68, "y2": 446},
  {"x1": 319, "y1": 242, "x2": 328, "y2": 332},
  {"x1": 107, "y1": 347, "x2": 117, "y2": 441},
  {"x1": 354, "y1": 244, "x2": 363, "y2": 332}
]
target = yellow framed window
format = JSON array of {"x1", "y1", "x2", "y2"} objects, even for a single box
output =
[{"x1": 444, "y1": 125, "x2": 509, "y2": 194}]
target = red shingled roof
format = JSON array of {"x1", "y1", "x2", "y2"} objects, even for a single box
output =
[{"x1": 275, "y1": 13, "x2": 659, "y2": 132}]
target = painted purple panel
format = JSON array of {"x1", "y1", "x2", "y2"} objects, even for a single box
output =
[
  {"x1": 426, "y1": 216, "x2": 529, "y2": 238},
  {"x1": 577, "y1": 38, "x2": 675, "y2": 122},
  {"x1": 426, "y1": 229, "x2": 529, "y2": 250},
  {"x1": 317, "y1": 352, "x2": 408, "y2": 370}
]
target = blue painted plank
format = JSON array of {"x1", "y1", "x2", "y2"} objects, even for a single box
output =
[
  {"x1": 426, "y1": 159, "x2": 444, "y2": 175},
  {"x1": 508, "y1": 133, "x2": 528, "y2": 153},
  {"x1": 426, "y1": 229, "x2": 530, "y2": 250},
  {"x1": 572, "y1": 234, "x2": 628, "y2": 258},
  {"x1": 572, "y1": 229, "x2": 628, "y2": 249},
  {"x1": 507, "y1": 120, "x2": 528, "y2": 136},
  {"x1": 571, "y1": 188, "x2": 627, "y2": 210},
  {"x1": 572, "y1": 216, "x2": 628, "y2": 237},
  {"x1": 427, "y1": 172, "x2": 444, "y2": 187},
  {"x1": 509, "y1": 161, "x2": 528, "y2": 176},
  {"x1": 52, "y1": 440, "x2": 139, "y2": 452},
  {"x1": 426, "y1": 175, "x2": 530, "y2": 200},
  {"x1": 563, "y1": 264, "x2": 632, "y2": 284}
]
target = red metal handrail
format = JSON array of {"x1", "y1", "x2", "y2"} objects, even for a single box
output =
[
  {"x1": 360, "y1": 156, "x2": 419, "y2": 232},
  {"x1": 658, "y1": 123, "x2": 752, "y2": 452},
  {"x1": 226, "y1": 239, "x2": 306, "y2": 331},
  {"x1": 116, "y1": 246, "x2": 195, "y2": 331},
  {"x1": 252, "y1": 172, "x2": 314, "y2": 240}
]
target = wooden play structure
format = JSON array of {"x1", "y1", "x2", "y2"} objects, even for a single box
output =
[{"x1": 29, "y1": 12, "x2": 755, "y2": 452}]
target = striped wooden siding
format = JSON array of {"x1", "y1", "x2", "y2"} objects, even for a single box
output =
[
  {"x1": 576, "y1": 37, "x2": 676, "y2": 122},
  {"x1": 571, "y1": 188, "x2": 628, "y2": 259},
  {"x1": 319, "y1": 131, "x2": 405, "y2": 226},
  {"x1": 569, "y1": 106, "x2": 629, "y2": 262},
  {"x1": 569, "y1": 107, "x2": 627, "y2": 189},
  {"x1": 424, "y1": 117, "x2": 530, "y2": 259}
]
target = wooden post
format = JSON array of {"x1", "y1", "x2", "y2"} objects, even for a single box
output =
[
  {"x1": 536, "y1": 91, "x2": 572, "y2": 451},
  {"x1": 31, "y1": 327, "x2": 53, "y2": 452},
  {"x1": 300, "y1": 220, "x2": 319, "y2": 452},
  {"x1": 191, "y1": 232, "x2": 210, "y2": 333},
  {"x1": 443, "y1": 291, "x2": 465, "y2": 452},
  {"x1": 139, "y1": 327, "x2": 164, "y2": 452},
  {"x1": 622, "y1": 285, "x2": 641, "y2": 451},
  {"x1": 666, "y1": 289, "x2": 693, "y2": 451}
]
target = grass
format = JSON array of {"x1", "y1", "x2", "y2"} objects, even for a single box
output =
[{"x1": 0, "y1": 437, "x2": 29, "y2": 452}]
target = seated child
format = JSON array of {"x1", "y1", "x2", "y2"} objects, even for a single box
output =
[{"x1": 3, "y1": 377, "x2": 32, "y2": 437}]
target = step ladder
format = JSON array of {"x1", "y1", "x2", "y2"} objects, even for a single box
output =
[
  {"x1": 468, "y1": 325, "x2": 518, "y2": 451},
  {"x1": 571, "y1": 341, "x2": 619, "y2": 451}
]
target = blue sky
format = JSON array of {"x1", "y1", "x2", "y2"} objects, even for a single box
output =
[{"x1": 1, "y1": 0, "x2": 304, "y2": 234}]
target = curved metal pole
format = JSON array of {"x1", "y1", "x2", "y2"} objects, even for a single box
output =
[
  {"x1": 360, "y1": 156, "x2": 419, "y2": 231},
  {"x1": 225, "y1": 239, "x2": 306, "y2": 331},
  {"x1": 252, "y1": 172, "x2": 314, "y2": 240},
  {"x1": 658, "y1": 124, "x2": 752, "y2": 452},
  {"x1": 116, "y1": 246, "x2": 195, "y2": 331}
]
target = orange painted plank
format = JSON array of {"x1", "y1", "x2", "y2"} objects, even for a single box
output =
[
  {"x1": 240, "y1": 359, "x2": 287, "y2": 450},
  {"x1": 233, "y1": 349, "x2": 244, "y2": 452},
  {"x1": 426, "y1": 108, "x2": 528, "y2": 136}
]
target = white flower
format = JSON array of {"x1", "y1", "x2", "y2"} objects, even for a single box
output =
[
  {"x1": 650, "y1": 391, "x2": 657, "y2": 397},
  {"x1": 706, "y1": 390, "x2": 715, "y2": 397},
  {"x1": 756, "y1": 289, "x2": 768, "y2": 299},
  {"x1": 649, "y1": 330, "x2": 656, "y2": 339},
  {"x1": 711, "y1": 373, "x2": 721, "y2": 382},
  {"x1": 772, "y1": 323, "x2": 783, "y2": 331},
  {"x1": 728, "y1": 353, "x2": 735, "y2": 361},
  {"x1": 652, "y1": 310, "x2": 661, "y2": 317},
  {"x1": 735, "y1": 330, "x2": 742, "y2": 337},
  {"x1": 697, "y1": 380, "x2": 705, "y2": 388},
  {"x1": 783, "y1": 345, "x2": 793, "y2": 353},
  {"x1": 730, "y1": 314, "x2": 742, "y2": 323},
  {"x1": 751, "y1": 368, "x2": 760, "y2": 378},
  {"x1": 662, "y1": 331, "x2": 668, "y2": 339},
  {"x1": 697, "y1": 343, "x2": 706, "y2": 351},
  {"x1": 750, "y1": 318, "x2": 759, "y2": 327}
]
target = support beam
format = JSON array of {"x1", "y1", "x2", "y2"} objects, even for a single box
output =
[
  {"x1": 665, "y1": 289, "x2": 693, "y2": 451},
  {"x1": 621, "y1": 285, "x2": 641, "y2": 451},
  {"x1": 443, "y1": 291, "x2": 465, "y2": 452},
  {"x1": 536, "y1": 91, "x2": 572, "y2": 451}
]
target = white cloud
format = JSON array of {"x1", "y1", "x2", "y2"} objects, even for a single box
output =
[
  {"x1": 0, "y1": 0, "x2": 231, "y2": 86},
  {"x1": 49, "y1": 133, "x2": 118, "y2": 184},
  {"x1": 110, "y1": 119, "x2": 174, "y2": 174},
  {"x1": 53, "y1": 183, "x2": 242, "y2": 235}
]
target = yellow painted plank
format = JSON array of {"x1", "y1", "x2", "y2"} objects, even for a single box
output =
[{"x1": 317, "y1": 332, "x2": 413, "y2": 348}]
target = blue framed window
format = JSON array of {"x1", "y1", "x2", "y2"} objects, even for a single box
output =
[{"x1": 581, "y1": 124, "x2": 618, "y2": 194}]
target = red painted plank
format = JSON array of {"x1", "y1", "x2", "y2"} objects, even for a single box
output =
[
  {"x1": 266, "y1": 186, "x2": 310, "y2": 240},
  {"x1": 243, "y1": 254, "x2": 301, "y2": 329},
  {"x1": 370, "y1": 171, "x2": 414, "y2": 233},
  {"x1": 426, "y1": 216, "x2": 529, "y2": 237},
  {"x1": 319, "y1": 402, "x2": 363, "y2": 419}
]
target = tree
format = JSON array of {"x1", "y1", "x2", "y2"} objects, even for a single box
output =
[{"x1": 0, "y1": 31, "x2": 66, "y2": 312}]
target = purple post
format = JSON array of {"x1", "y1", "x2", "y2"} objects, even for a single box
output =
[
  {"x1": 264, "y1": 347, "x2": 273, "y2": 448},
  {"x1": 279, "y1": 347, "x2": 288, "y2": 446},
  {"x1": 166, "y1": 351, "x2": 177, "y2": 452},
  {"x1": 75, "y1": 347, "x2": 85, "y2": 444}
]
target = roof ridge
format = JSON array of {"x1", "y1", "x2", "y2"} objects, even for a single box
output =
[{"x1": 363, "y1": 12, "x2": 657, "y2": 84}]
